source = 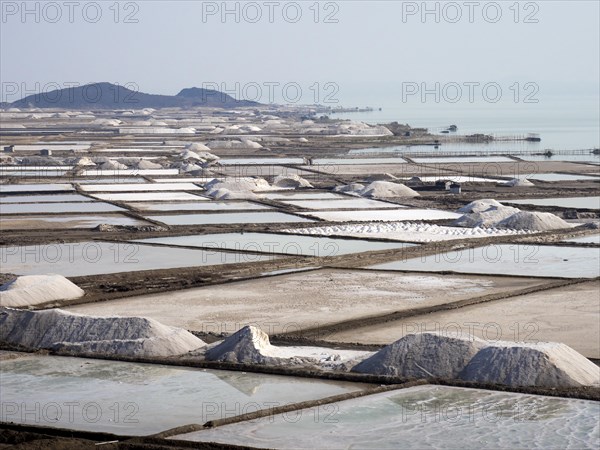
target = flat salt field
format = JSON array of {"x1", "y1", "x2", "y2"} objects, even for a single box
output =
[
  {"x1": 0, "y1": 193, "x2": 92, "y2": 203},
  {"x1": 507, "y1": 196, "x2": 600, "y2": 209},
  {"x1": 66, "y1": 269, "x2": 543, "y2": 335},
  {"x1": 563, "y1": 234, "x2": 600, "y2": 244},
  {"x1": 0, "y1": 241, "x2": 277, "y2": 277},
  {"x1": 525, "y1": 173, "x2": 600, "y2": 182},
  {"x1": 174, "y1": 385, "x2": 600, "y2": 449},
  {"x1": 301, "y1": 209, "x2": 461, "y2": 222},
  {"x1": 79, "y1": 182, "x2": 203, "y2": 192},
  {"x1": 0, "y1": 169, "x2": 68, "y2": 177},
  {"x1": 91, "y1": 192, "x2": 205, "y2": 202},
  {"x1": 218, "y1": 157, "x2": 304, "y2": 165},
  {"x1": 281, "y1": 198, "x2": 405, "y2": 210},
  {"x1": 0, "y1": 355, "x2": 364, "y2": 435},
  {"x1": 399, "y1": 176, "x2": 502, "y2": 183},
  {"x1": 312, "y1": 157, "x2": 407, "y2": 165},
  {"x1": 134, "y1": 232, "x2": 417, "y2": 256},
  {"x1": 412, "y1": 156, "x2": 514, "y2": 164},
  {"x1": 73, "y1": 177, "x2": 148, "y2": 184},
  {"x1": 148, "y1": 211, "x2": 314, "y2": 225},
  {"x1": 0, "y1": 214, "x2": 149, "y2": 230},
  {"x1": 0, "y1": 184, "x2": 74, "y2": 193},
  {"x1": 126, "y1": 201, "x2": 272, "y2": 212},
  {"x1": 151, "y1": 177, "x2": 216, "y2": 184},
  {"x1": 520, "y1": 154, "x2": 600, "y2": 164},
  {"x1": 367, "y1": 245, "x2": 600, "y2": 278},
  {"x1": 328, "y1": 280, "x2": 600, "y2": 358},
  {"x1": 1, "y1": 201, "x2": 125, "y2": 214},
  {"x1": 0, "y1": 165, "x2": 73, "y2": 171},
  {"x1": 81, "y1": 169, "x2": 179, "y2": 176},
  {"x1": 261, "y1": 191, "x2": 349, "y2": 200}
]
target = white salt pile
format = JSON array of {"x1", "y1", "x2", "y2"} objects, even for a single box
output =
[
  {"x1": 272, "y1": 174, "x2": 312, "y2": 188},
  {"x1": 461, "y1": 342, "x2": 600, "y2": 387},
  {"x1": 334, "y1": 182, "x2": 365, "y2": 195},
  {"x1": 207, "y1": 139, "x2": 262, "y2": 149},
  {"x1": 352, "y1": 332, "x2": 486, "y2": 378},
  {"x1": 205, "y1": 325, "x2": 282, "y2": 364},
  {"x1": 204, "y1": 177, "x2": 271, "y2": 200},
  {"x1": 0, "y1": 308, "x2": 205, "y2": 358},
  {"x1": 335, "y1": 181, "x2": 419, "y2": 198},
  {"x1": 135, "y1": 159, "x2": 163, "y2": 170},
  {"x1": 184, "y1": 142, "x2": 211, "y2": 152},
  {"x1": 455, "y1": 200, "x2": 573, "y2": 231},
  {"x1": 352, "y1": 332, "x2": 600, "y2": 388},
  {"x1": 205, "y1": 326, "x2": 371, "y2": 368},
  {"x1": 499, "y1": 178, "x2": 535, "y2": 187},
  {"x1": 361, "y1": 181, "x2": 420, "y2": 198},
  {"x1": 0, "y1": 275, "x2": 84, "y2": 308}
]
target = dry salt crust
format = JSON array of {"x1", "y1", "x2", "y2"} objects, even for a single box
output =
[
  {"x1": 81, "y1": 169, "x2": 179, "y2": 176},
  {"x1": 64, "y1": 269, "x2": 544, "y2": 336},
  {"x1": 412, "y1": 156, "x2": 514, "y2": 164},
  {"x1": 281, "y1": 198, "x2": 404, "y2": 210},
  {"x1": 0, "y1": 275, "x2": 84, "y2": 308},
  {"x1": 282, "y1": 222, "x2": 531, "y2": 243},
  {"x1": 151, "y1": 177, "x2": 216, "y2": 184},
  {"x1": 0, "y1": 194, "x2": 93, "y2": 203},
  {"x1": 124, "y1": 201, "x2": 272, "y2": 212},
  {"x1": 400, "y1": 175, "x2": 502, "y2": 183},
  {"x1": 79, "y1": 182, "x2": 202, "y2": 192},
  {"x1": 0, "y1": 184, "x2": 75, "y2": 193},
  {"x1": 1, "y1": 202, "x2": 126, "y2": 214},
  {"x1": 352, "y1": 332, "x2": 600, "y2": 388},
  {"x1": 0, "y1": 214, "x2": 150, "y2": 230},
  {"x1": 328, "y1": 280, "x2": 600, "y2": 358},
  {"x1": 0, "y1": 308, "x2": 205, "y2": 358}
]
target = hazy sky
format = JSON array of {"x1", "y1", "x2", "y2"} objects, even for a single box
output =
[{"x1": 1, "y1": 1, "x2": 599, "y2": 105}]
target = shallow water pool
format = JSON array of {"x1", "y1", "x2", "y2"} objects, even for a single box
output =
[
  {"x1": 366, "y1": 244, "x2": 600, "y2": 278},
  {"x1": 507, "y1": 196, "x2": 600, "y2": 210},
  {"x1": 0, "y1": 240, "x2": 277, "y2": 276},
  {"x1": 173, "y1": 385, "x2": 600, "y2": 449},
  {"x1": 148, "y1": 211, "x2": 314, "y2": 226},
  {"x1": 0, "y1": 355, "x2": 364, "y2": 435},
  {"x1": 135, "y1": 232, "x2": 416, "y2": 257}
]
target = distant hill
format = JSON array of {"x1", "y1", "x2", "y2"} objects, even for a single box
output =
[{"x1": 9, "y1": 82, "x2": 260, "y2": 109}]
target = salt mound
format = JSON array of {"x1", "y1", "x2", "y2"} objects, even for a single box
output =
[
  {"x1": 365, "y1": 173, "x2": 398, "y2": 182},
  {"x1": 496, "y1": 211, "x2": 573, "y2": 231},
  {"x1": 208, "y1": 188, "x2": 259, "y2": 200},
  {"x1": 360, "y1": 181, "x2": 419, "y2": 198},
  {"x1": 454, "y1": 204, "x2": 519, "y2": 228},
  {"x1": 179, "y1": 150, "x2": 201, "y2": 161},
  {"x1": 499, "y1": 178, "x2": 535, "y2": 187},
  {"x1": 205, "y1": 177, "x2": 270, "y2": 193},
  {"x1": 460, "y1": 342, "x2": 600, "y2": 387},
  {"x1": 136, "y1": 160, "x2": 163, "y2": 170},
  {"x1": 205, "y1": 325, "x2": 278, "y2": 364},
  {"x1": 352, "y1": 332, "x2": 485, "y2": 378},
  {"x1": 0, "y1": 275, "x2": 84, "y2": 308},
  {"x1": 273, "y1": 174, "x2": 312, "y2": 188},
  {"x1": 74, "y1": 157, "x2": 95, "y2": 167},
  {"x1": 99, "y1": 160, "x2": 128, "y2": 170},
  {"x1": 0, "y1": 308, "x2": 205, "y2": 358},
  {"x1": 458, "y1": 199, "x2": 503, "y2": 214},
  {"x1": 334, "y1": 183, "x2": 364, "y2": 195}
]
